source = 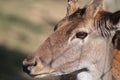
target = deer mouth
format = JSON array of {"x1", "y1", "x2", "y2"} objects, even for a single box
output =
[
  {"x1": 29, "y1": 71, "x2": 63, "y2": 78},
  {"x1": 28, "y1": 68, "x2": 67, "y2": 78},
  {"x1": 22, "y1": 64, "x2": 54, "y2": 78},
  {"x1": 29, "y1": 73, "x2": 50, "y2": 78}
]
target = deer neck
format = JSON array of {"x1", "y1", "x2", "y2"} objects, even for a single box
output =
[
  {"x1": 76, "y1": 42, "x2": 114, "y2": 80},
  {"x1": 101, "y1": 41, "x2": 114, "y2": 80}
]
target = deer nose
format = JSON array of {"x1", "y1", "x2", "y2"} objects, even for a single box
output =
[
  {"x1": 22, "y1": 61, "x2": 37, "y2": 74},
  {"x1": 22, "y1": 60, "x2": 37, "y2": 74},
  {"x1": 22, "y1": 64, "x2": 30, "y2": 74}
]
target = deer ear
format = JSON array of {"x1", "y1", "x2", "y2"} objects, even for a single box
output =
[
  {"x1": 85, "y1": 0, "x2": 104, "y2": 17},
  {"x1": 109, "y1": 11, "x2": 120, "y2": 27},
  {"x1": 67, "y1": 0, "x2": 79, "y2": 17}
]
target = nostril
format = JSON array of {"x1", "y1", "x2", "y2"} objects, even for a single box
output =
[{"x1": 33, "y1": 61, "x2": 37, "y2": 66}]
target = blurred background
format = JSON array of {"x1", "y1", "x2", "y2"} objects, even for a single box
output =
[{"x1": 0, "y1": 0, "x2": 120, "y2": 80}]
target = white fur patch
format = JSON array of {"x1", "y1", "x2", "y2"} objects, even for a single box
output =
[
  {"x1": 77, "y1": 72, "x2": 92, "y2": 80},
  {"x1": 34, "y1": 74, "x2": 48, "y2": 78}
]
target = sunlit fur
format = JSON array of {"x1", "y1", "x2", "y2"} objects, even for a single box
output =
[{"x1": 22, "y1": 0, "x2": 120, "y2": 80}]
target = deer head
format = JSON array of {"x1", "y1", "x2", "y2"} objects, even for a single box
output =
[{"x1": 22, "y1": 0, "x2": 120, "y2": 79}]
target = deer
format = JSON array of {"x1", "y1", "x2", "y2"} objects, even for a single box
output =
[{"x1": 22, "y1": 0, "x2": 120, "y2": 80}]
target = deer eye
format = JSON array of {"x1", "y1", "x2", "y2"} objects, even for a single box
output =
[{"x1": 76, "y1": 32, "x2": 88, "y2": 39}]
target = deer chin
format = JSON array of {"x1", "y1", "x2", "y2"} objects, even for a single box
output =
[
  {"x1": 29, "y1": 67, "x2": 69, "y2": 78},
  {"x1": 28, "y1": 67, "x2": 56, "y2": 78},
  {"x1": 30, "y1": 71, "x2": 64, "y2": 78},
  {"x1": 30, "y1": 73, "x2": 49, "y2": 78}
]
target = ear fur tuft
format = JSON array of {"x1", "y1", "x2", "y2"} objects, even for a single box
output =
[
  {"x1": 110, "y1": 11, "x2": 120, "y2": 25},
  {"x1": 67, "y1": 0, "x2": 79, "y2": 17},
  {"x1": 85, "y1": 0, "x2": 104, "y2": 17}
]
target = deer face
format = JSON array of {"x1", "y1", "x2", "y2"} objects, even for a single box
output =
[{"x1": 22, "y1": 0, "x2": 120, "y2": 78}]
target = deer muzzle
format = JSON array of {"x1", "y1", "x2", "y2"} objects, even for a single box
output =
[{"x1": 22, "y1": 56, "x2": 55, "y2": 78}]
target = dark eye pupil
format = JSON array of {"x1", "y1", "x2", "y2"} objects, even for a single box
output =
[{"x1": 76, "y1": 32, "x2": 88, "y2": 39}]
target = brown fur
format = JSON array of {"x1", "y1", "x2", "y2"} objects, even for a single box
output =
[{"x1": 22, "y1": 0, "x2": 120, "y2": 80}]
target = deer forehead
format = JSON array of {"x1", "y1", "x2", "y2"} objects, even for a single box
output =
[{"x1": 56, "y1": 20, "x2": 94, "y2": 36}]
